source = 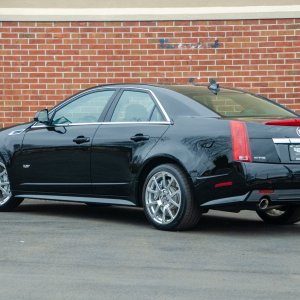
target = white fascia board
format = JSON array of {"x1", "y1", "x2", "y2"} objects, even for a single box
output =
[{"x1": 0, "y1": 6, "x2": 300, "y2": 21}]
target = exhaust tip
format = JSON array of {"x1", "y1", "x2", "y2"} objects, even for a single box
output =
[{"x1": 258, "y1": 198, "x2": 269, "y2": 210}]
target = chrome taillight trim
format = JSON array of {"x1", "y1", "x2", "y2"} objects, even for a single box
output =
[{"x1": 273, "y1": 138, "x2": 300, "y2": 144}]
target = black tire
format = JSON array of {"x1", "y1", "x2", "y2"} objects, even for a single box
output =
[
  {"x1": 142, "y1": 163, "x2": 201, "y2": 231},
  {"x1": 0, "y1": 161, "x2": 23, "y2": 212},
  {"x1": 256, "y1": 205, "x2": 300, "y2": 225}
]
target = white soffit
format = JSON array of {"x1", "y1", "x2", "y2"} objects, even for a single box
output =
[{"x1": 1, "y1": 6, "x2": 300, "y2": 21}]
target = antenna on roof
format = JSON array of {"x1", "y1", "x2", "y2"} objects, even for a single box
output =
[
  {"x1": 188, "y1": 77, "x2": 195, "y2": 85},
  {"x1": 208, "y1": 78, "x2": 220, "y2": 95}
]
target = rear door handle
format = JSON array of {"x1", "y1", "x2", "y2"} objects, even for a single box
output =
[
  {"x1": 130, "y1": 133, "x2": 150, "y2": 142},
  {"x1": 73, "y1": 136, "x2": 90, "y2": 144}
]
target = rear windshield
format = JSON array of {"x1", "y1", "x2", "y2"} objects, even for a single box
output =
[{"x1": 169, "y1": 86, "x2": 297, "y2": 118}]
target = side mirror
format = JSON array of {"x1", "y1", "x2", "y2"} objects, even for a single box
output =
[{"x1": 34, "y1": 109, "x2": 50, "y2": 124}]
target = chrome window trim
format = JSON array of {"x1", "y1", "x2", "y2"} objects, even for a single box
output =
[
  {"x1": 117, "y1": 87, "x2": 171, "y2": 123},
  {"x1": 101, "y1": 121, "x2": 171, "y2": 125},
  {"x1": 51, "y1": 86, "x2": 171, "y2": 122},
  {"x1": 273, "y1": 138, "x2": 300, "y2": 144},
  {"x1": 32, "y1": 86, "x2": 172, "y2": 128},
  {"x1": 31, "y1": 121, "x2": 171, "y2": 129},
  {"x1": 32, "y1": 86, "x2": 173, "y2": 128}
]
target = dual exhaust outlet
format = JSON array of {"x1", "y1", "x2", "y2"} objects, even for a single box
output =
[{"x1": 258, "y1": 198, "x2": 270, "y2": 210}]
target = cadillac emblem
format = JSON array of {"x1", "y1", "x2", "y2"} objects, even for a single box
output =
[{"x1": 297, "y1": 128, "x2": 300, "y2": 137}]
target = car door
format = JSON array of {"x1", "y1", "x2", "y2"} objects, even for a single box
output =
[
  {"x1": 16, "y1": 89, "x2": 117, "y2": 196},
  {"x1": 91, "y1": 88, "x2": 171, "y2": 203}
]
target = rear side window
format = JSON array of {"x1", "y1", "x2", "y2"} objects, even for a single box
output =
[
  {"x1": 150, "y1": 107, "x2": 165, "y2": 122},
  {"x1": 111, "y1": 90, "x2": 164, "y2": 122}
]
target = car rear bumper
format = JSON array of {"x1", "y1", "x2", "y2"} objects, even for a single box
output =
[
  {"x1": 247, "y1": 189, "x2": 300, "y2": 204},
  {"x1": 194, "y1": 162, "x2": 300, "y2": 209}
]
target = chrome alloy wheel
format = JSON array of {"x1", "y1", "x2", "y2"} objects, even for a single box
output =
[
  {"x1": 0, "y1": 162, "x2": 12, "y2": 205},
  {"x1": 145, "y1": 171, "x2": 181, "y2": 225}
]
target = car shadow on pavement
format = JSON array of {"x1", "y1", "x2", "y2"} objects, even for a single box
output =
[
  {"x1": 196, "y1": 212, "x2": 300, "y2": 235},
  {"x1": 16, "y1": 200, "x2": 300, "y2": 235},
  {"x1": 17, "y1": 201, "x2": 149, "y2": 227}
]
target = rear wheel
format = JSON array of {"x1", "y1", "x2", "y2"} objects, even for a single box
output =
[
  {"x1": 256, "y1": 205, "x2": 300, "y2": 225},
  {"x1": 0, "y1": 161, "x2": 23, "y2": 211},
  {"x1": 142, "y1": 164, "x2": 201, "y2": 231}
]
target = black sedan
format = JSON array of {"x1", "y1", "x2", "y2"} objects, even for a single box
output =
[{"x1": 1, "y1": 83, "x2": 300, "y2": 230}]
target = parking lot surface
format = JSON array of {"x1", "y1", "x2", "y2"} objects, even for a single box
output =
[{"x1": 0, "y1": 200, "x2": 299, "y2": 300}]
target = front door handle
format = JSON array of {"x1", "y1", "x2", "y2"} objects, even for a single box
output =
[
  {"x1": 73, "y1": 136, "x2": 90, "y2": 144},
  {"x1": 130, "y1": 133, "x2": 150, "y2": 142}
]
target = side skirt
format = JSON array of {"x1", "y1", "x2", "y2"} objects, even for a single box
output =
[{"x1": 15, "y1": 194, "x2": 135, "y2": 206}]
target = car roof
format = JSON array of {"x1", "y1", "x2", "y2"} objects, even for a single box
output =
[{"x1": 87, "y1": 83, "x2": 245, "y2": 93}]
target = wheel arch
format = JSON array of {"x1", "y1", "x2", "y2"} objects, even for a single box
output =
[
  {"x1": 136, "y1": 155, "x2": 193, "y2": 207},
  {"x1": 0, "y1": 151, "x2": 11, "y2": 169}
]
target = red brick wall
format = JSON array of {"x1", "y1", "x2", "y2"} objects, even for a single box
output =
[{"x1": 0, "y1": 19, "x2": 300, "y2": 127}]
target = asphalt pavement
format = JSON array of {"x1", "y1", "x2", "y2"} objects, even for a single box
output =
[{"x1": 0, "y1": 200, "x2": 299, "y2": 300}]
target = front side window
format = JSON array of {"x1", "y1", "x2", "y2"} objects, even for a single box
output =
[
  {"x1": 52, "y1": 90, "x2": 115, "y2": 125},
  {"x1": 111, "y1": 90, "x2": 164, "y2": 122}
]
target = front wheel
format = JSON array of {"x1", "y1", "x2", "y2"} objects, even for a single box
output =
[
  {"x1": 142, "y1": 164, "x2": 201, "y2": 231},
  {"x1": 256, "y1": 205, "x2": 300, "y2": 225},
  {"x1": 0, "y1": 161, "x2": 23, "y2": 211}
]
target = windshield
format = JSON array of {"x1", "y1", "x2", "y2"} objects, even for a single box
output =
[{"x1": 169, "y1": 86, "x2": 297, "y2": 118}]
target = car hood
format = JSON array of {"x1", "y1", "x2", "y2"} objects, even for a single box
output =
[{"x1": 0, "y1": 122, "x2": 33, "y2": 135}]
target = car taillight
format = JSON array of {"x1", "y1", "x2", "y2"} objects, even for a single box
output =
[
  {"x1": 265, "y1": 119, "x2": 300, "y2": 126},
  {"x1": 230, "y1": 121, "x2": 252, "y2": 162}
]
